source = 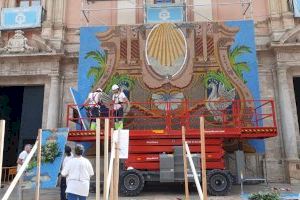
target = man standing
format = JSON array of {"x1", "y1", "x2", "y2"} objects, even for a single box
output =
[
  {"x1": 61, "y1": 144, "x2": 94, "y2": 200},
  {"x1": 17, "y1": 144, "x2": 32, "y2": 171},
  {"x1": 112, "y1": 84, "x2": 129, "y2": 129},
  {"x1": 83, "y1": 88, "x2": 103, "y2": 130},
  {"x1": 17, "y1": 144, "x2": 32, "y2": 200}
]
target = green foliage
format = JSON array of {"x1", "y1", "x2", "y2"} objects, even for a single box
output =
[
  {"x1": 248, "y1": 192, "x2": 280, "y2": 200},
  {"x1": 229, "y1": 45, "x2": 252, "y2": 83},
  {"x1": 104, "y1": 74, "x2": 136, "y2": 93},
  {"x1": 42, "y1": 142, "x2": 62, "y2": 163},
  {"x1": 85, "y1": 50, "x2": 108, "y2": 87},
  {"x1": 26, "y1": 141, "x2": 62, "y2": 171},
  {"x1": 203, "y1": 71, "x2": 233, "y2": 90}
]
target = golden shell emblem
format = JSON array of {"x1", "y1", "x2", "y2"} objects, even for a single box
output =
[{"x1": 146, "y1": 23, "x2": 187, "y2": 68}]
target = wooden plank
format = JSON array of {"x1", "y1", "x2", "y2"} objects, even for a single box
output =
[
  {"x1": 113, "y1": 130, "x2": 120, "y2": 200},
  {"x1": 109, "y1": 128, "x2": 114, "y2": 200},
  {"x1": 182, "y1": 126, "x2": 190, "y2": 200},
  {"x1": 35, "y1": 129, "x2": 42, "y2": 200},
  {"x1": 0, "y1": 120, "x2": 5, "y2": 188},
  {"x1": 103, "y1": 118, "x2": 109, "y2": 200},
  {"x1": 200, "y1": 117, "x2": 208, "y2": 200},
  {"x1": 96, "y1": 118, "x2": 101, "y2": 200}
]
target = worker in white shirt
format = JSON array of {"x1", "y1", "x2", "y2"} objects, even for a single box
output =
[
  {"x1": 112, "y1": 84, "x2": 129, "y2": 129},
  {"x1": 17, "y1": 144, "x2": 32, "y2": 200},
  {"x1": 60, "y1": 145, "x2": 73, "y2": 200},
  {"x1": 17, "y1": 144, "x2": 32, "y2": 171},
  {"x1": 61, "y1": 144, "x2": 94, "y2": 200},
  {"x1": 82, "y1": 88, "x2": 103, "y2": 130}
]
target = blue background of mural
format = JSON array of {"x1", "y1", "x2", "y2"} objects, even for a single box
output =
[
  {"x1": 24, "y1": 128, "x2": 68, "y2": 189},
  {"x1": 78, "y1": 21, "x2": 265, "y2": 153},
  {"x1": 226, "y1": 20, "x2": 264, "y2": 153},
  {"x1": 79, "y1": 27, "x2": 108, "y2": 101}
]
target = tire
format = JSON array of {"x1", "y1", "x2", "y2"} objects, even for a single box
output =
[
  {"x1": 207, "y1": 170, "x2": 232, "y2": 196},
  {"x1": 119, "y1": 169, "x2": 145, "y2": 196}
]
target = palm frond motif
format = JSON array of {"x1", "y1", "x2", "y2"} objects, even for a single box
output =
[
  {"x1": 229, "y1": 45, "x2": 252, "y2": 83},
  {"x1": 85, "y1": 50, "x2": 108, "y2": 87},
  {"x1": 104, "y1": 74, "x2": 136, "y2": 93},
  {"x1": 203, "y1": 71, "x2": 233, "y2": 90}
]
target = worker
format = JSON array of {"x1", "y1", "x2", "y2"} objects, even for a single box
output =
[
  {"x1": 61, "y1": 144, "x2": 94, "y2": 200},
  {"x1": 82, "y1": 88, "x2": 103, "y2": 130},
  {"x1": 60, "y1": 145, "x2": 73, "y2": 200},
  {"x1": 17, "y1": 144, "x2": 32, "y2": 171},
  {"x1": 17, "y1": 144, "x2": 32, "y2": 200},
  {"x1": 112, "y1": 84, "x2": 129, "y2": 129}
]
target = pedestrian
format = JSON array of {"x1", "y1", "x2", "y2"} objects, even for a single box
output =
[
  {"x1": 17, "y1": 144, "x2": 32, "y2": 200},
  {"x1": 83, "y1": 88, "x2": 103, "y2": 130},
  {"x1": 60, "y1": 145, "x2": 73, "y2": 200},
  {"x1": 111, "y1": 84, "x2": 129, "y2": 129},
  {"x1": 17, "y1": 144, "x2": 32, "y2": 171},
  {"x1": 61, "y1": 144, "x2": 94, "y2": 200}
]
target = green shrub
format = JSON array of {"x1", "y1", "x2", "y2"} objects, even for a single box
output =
[{"x1": 248, "y1": 192, "x2": 280, "y2": 200}]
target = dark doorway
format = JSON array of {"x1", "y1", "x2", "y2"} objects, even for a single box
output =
[
  {"x1": 0, "y1": 86, "x2": 44, "y2": 167},
  {"x1": 293, "y1": 78, "x2": 300, "y2": 134}
]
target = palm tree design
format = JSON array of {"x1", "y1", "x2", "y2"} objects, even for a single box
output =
[
  {"x1": 203, "y1": 70, "x2": 233, "y2": 90},
  {"x1": 228, "y1": 45, "x2": 251, "y2": 83},
  {"x1": 104, "y1": 74, "x2": 135, "y2": 94},
  {"x1": 84, "y1": 50, "x2": 108, "y2": 87}
]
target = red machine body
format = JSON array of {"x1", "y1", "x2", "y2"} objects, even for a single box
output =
[{"x1": 66, "y1": 99, "x2": 277, "y2": 171}]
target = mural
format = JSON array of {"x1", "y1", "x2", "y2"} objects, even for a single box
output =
[
  {"x1": 78, "y1": 20, "x2": 264, "y2": 153},
  {"x1": 23, "y1": 128, "x2": 68, "y2": 189}
]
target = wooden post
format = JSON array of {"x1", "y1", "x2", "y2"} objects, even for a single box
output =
[
  {"x1": 109, "y1": 128, "x2": 114, "y2": 200},
  {"x1": 0, "y1": 120, "x2": 5, "y2": 188},
  {"x1": 113, "y1": 129, "x2": 120, "y2": 200},
  {"x1": 35, "y1": 129, "x2": 42, "y2": 200},
  {"x1": 200, "y1": 117, "x2": 207, "y2": 200},
  {"x1": 96, "y1": 118, "x2": 101, "y2": 200},
  {"x1": 103, "y1": 118, "x2": 109, "y2": 200},
  {"x1": 182, "y1": 126, "x2": 190, "y2": 200}
]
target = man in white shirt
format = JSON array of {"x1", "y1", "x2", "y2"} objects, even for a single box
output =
[
  {"x1": 61, "y1": 144, "x2": 94, "y2": 200},
  {"x1": 112, "y1": 84, "x2": 129, "y2": 129},
  {"x1": 17, "y1": 144, "x2": 32, "y2": 171}
]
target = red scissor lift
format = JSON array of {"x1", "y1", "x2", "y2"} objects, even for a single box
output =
[{"x1": 67, "y1": 99, "x2": 277, "y2": 196}]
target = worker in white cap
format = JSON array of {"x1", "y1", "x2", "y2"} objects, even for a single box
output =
[
  {"x1": 111, "y1": 84, "x2": 129, "y2": 129},
  {"x1": 83, "y1": 88, "x2": 103, "y2": 130}
]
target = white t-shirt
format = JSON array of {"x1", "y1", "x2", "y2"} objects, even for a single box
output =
[
  {"x1": 17, "y1": 150, "x2": 28, "y2": 171},
  {"x1": 61, "y1": 156, "x2": 94, "y2": 197},
  {"x1": 112, "y1": 92, "x2": 127, "y2": 110},
  {"x1": 62, "y1": 153, "x2": 73, "y2": 170},
  {"x1": 87, "y1": 92, "x2": 101, "y2": 107}
]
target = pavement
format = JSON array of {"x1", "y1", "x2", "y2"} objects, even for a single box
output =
[{"x1": 1, "y1": 183, "x2": 300, "y2": 200}]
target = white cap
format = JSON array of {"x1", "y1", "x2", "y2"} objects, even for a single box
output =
[
  {"x1": 112, "y1": 84, "x2": 119, "y2": 91},
  {"x1": 96, "y1": 88, "x2": 102, "y2": 92}
]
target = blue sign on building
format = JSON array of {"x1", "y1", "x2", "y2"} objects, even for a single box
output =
[
  {"x1": 0, "y1": 6, "x2": 42, "y2": 30},
  {"x1": 145, "y1": 3, "x2": 185, "y2": 23}
]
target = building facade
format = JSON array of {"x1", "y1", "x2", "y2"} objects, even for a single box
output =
[{"x1": 0, "y1": 0, "x2": 299, "y2": 183}]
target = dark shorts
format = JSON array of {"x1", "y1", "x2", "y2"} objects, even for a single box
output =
[
  {"x1": 87, "y1": 107, "x2": 99, "y2": 122},
  {"x1": 114, "y1": 107, "x2": 124, "y2": 122}
]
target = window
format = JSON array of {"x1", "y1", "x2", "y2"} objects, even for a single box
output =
[
  {"x1": 16, "y1": 0, "x2": 40, "y2": 7},
  {"x1": 154, "y1": 0, "x2": 174, "y2": 3}
]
